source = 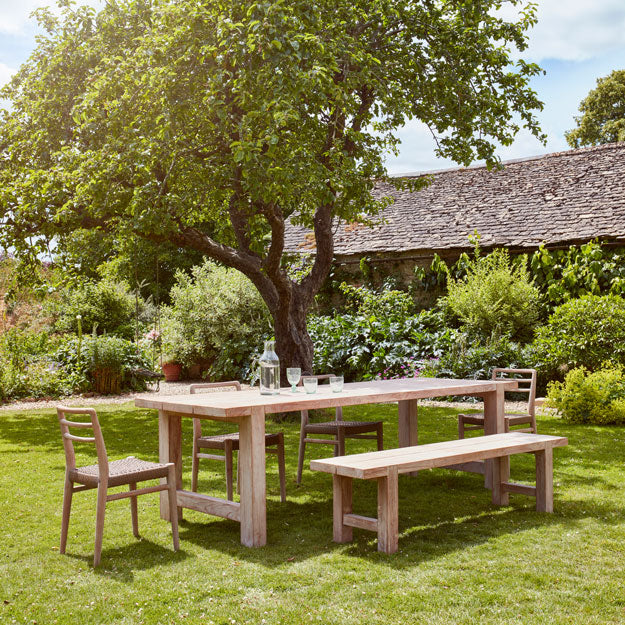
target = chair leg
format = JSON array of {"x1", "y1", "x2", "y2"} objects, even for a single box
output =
[
  {"x1": 191, "y1": 441, "x2": 200, "y2": 493},
  {"x1": 129, "y1": 482, "x2": 139, "y2": 538},
  {"x1": 93, "y1": 481, "x2": 108, "y2": 567},
  {"x1": 458, "y1": 416, "x2": 465, "y2": 439},
  {"x1": 336, "y1": 427, "x2": 346, "y2": 457},
  {"x1": 167, "y1": 464, "x2": 180, "y2": 551},
  {"x1": 296, "y1": 426, "x2": 306, "y2": 485},
  {"x1": 224, "y1": 440, "x2": 234, "y2": 501},
  {"x1": 60, "y1": 475, "x2": 73, "y2": 554},
  {"x1": 276, "y1": 433, "x2": 287, "y2": 503},
  {"x1": 376, "y1": 422, "x2": 384, "y2": 451}
]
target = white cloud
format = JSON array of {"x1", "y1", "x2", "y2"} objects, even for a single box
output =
[{"x1": 503, "y1": 0, "x2": 625, "y2": 62}]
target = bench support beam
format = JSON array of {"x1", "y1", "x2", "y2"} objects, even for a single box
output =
[
  {"x1": 377, "y1": 467, "x2": 399, "y2": 554},
  {"x1": 332, "y1": 475, "x2": 353, "y2": 543}
]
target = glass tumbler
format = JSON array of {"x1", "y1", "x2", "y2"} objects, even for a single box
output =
[
  {"x1": 329, "y1": 375, "x2": 344, "y2": 393},
  {"x1": 302, "y1": 376, "x2": 318, "y2": 394}
]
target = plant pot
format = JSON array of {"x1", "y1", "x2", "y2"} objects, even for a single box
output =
[{"x1": 162, "y1": 362, "x2": 182, "y2": 382}]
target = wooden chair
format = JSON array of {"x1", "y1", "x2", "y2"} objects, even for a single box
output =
[
  {"x1": 57, "y1": 406, "x2": 179, "y2": 567},
  {"x1": 190, "y1": 382, "x2": 286, "y2": 502},
  {"x1": 458, "y1": 368, "x2": 538, "y2": 438},
  {"x1": 296, "y1": 373, "x2": 384, "y2": 484}
]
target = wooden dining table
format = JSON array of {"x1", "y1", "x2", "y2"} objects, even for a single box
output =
[{"x1": 135, "y1": 377, "x2": 517, "y2": 548}]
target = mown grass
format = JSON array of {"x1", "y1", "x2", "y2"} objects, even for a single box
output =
[{"x1": 1, "y1": 401, "x2": 624, "y2": 625}]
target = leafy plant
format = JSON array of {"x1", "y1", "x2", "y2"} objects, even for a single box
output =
[
  {"x1": 429, "y1": 332, "x2": 532, "y2": 381},
  {"x1": 309, "y1": 308, "x2": 455, "y2": 381},
  {"x1": 547, "y1": 366, "x2": 625, "y2": 425},
  {"x1": 161, "y1": 261, "x2": 272, "y2": 380},
  {"x1": 444, "y1": 245, "x2": 542, "y2": 342},
  {"x1": 54, "y1": 279, "x2": 149, "y2": 339},
  {"x1": 532, "y1": 294, "x2": 625, "y2": 381},
  {"x1": 529, "y1": 241, "x2": 625, "y2": 308}
]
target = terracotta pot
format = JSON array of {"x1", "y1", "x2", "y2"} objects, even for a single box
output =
[{"x1": 162, "y1": 362, "x2": 182, "y2": 382}]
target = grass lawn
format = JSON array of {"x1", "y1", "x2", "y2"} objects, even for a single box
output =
[{"x1": 1, "y1": 400, "x2": 624, "y2": 625}]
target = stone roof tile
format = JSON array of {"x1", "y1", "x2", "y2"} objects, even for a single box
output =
[{"x1": 284, "y1": 143, "x2": 625, "y2": 256}]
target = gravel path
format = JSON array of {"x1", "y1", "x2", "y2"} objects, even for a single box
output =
[{"x1": 0, "y1": 380, "x2": 537, "y2": 414}]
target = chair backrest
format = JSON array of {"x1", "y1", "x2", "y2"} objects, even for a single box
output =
[
  {"x1": 190, "y1": 381, "x2": 242, "y2": 394},
  {"x1": 491, "y1": 368, "x2": 537, "y2": 416},
  {"x1": 299, "y1": 373, "x2": 342, "y2": 424},
  {"x1": 190, "y1": 382, "x2": 241, "y2": 438},
  {"x1": 57, "y1": 406, "x2": 109, "y2": 480}
]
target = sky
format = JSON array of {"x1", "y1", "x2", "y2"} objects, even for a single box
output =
[{"x1": 0, "y1": 0, "x2": 624, "y2": 175}]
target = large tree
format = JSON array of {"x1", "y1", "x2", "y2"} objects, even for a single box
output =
[
  {"x1": 0, "y1": 0, "x2": 544, "y2": 373},
  {"x1": 566, "y1": 69, "x2": 625, "y2": 147}
]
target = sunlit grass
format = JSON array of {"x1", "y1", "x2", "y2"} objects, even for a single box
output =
[{"x1": 1, "y1": 402, "x2": 624, "y2": 624}]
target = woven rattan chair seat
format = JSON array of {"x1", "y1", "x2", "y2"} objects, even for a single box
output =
[
  {"x1": 305, "y1": 420, "x2": 383, "y2": 435},
  {"x1": 197, "y1": 431, "x2": 282, "y2": 450},
  {"x1": 70, "y1": 456, "x2": 171, "y2": 487}
]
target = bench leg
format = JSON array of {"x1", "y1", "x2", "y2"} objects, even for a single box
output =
[
  {"x1": 332, "y1": 475, "x2": 353, "y2": 543},
  {"x1": 535, "y1": 448, "x2": 553, "y2": 512},
  {"x1": 491, "y1": 456, "x2": 510, "y2": 506},
  {"x1": 377, "y1": 467, "x2": 399, "y2": 554}
]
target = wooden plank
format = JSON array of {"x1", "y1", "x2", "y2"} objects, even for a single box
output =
[
  {"x1": 177, "y1": 490, "x2": 241, "y2": 522},
  {"x1": 333, "y1": 475, "x2": 353, "y2": 543},
  {"x1": 311, "y1": 434, "x2": 568, "y2": 479},
  {"x1": 343, "y1": 513, "x2": 378, "y2": 532},
  {"x1": 136, "y1": 378, "x2": 519, "y2": 419},
  {"x1": 377, "y1": 467, "x2": 399, "y2": 554},
  {"x1": 158, "y1": 410, "x2": 183, "y2": 521},
  {"x1": 238, "y1": 406, "x2": 267, "y2": 547},
  {"x1": 502, "y1": 482, "x2": 536, "y2": 496},
  {"x1": 535, "y1": 447, "x2": 554, "y2": 512}
]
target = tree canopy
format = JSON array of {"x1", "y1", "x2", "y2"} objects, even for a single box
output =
[
  {"x1": 566, "y1": 69, "x2": 625, "y2": 148},
  {"x1": 0, "y1": 0, "x2": 545, "y2": 371}
]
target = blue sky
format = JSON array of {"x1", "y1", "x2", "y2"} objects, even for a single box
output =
[{"x1": 1, "y1": 0, "x2": 624, "y2": 174}]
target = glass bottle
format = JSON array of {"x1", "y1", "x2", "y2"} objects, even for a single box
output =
[{"x1": 259, "y1": 340, "x2": 280, "y2": 395}]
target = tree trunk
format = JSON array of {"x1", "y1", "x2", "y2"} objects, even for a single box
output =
[{"x1": 272, "y1": 291, "x2": 314, "y2": 380}]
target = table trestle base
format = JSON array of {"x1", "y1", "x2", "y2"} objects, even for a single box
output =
[{"x1": 176, "y1": 489, "x2": 241, "y2": 522}]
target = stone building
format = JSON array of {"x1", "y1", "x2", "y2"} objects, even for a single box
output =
[{"x1": 284, "y1": 142, "x2": 625, "y2": 287}]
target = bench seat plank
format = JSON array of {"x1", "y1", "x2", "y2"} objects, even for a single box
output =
[{"x1": 310, "y1": 433, "x2": 567, "y2": 479}]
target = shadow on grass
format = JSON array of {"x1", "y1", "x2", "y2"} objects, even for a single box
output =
[{"x1": 64, "y1": 538, "x2": 190, "y2": 581}]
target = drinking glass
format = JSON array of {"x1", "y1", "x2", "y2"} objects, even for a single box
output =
[
  {"x1": 329, "y1": 375, "x2": 344, "y2": 393},
  {"x1": 286, "y1": 367, "x2": 301, "y2": 393},
  {"x1": 302, "y1": 376, "x2": 318, "y2": 394}
]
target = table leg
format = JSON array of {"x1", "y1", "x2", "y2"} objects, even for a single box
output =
[
  {"x1": 483, "y1": 386, "x2": 509, "y2": 489},
  {"x1": 398, "y1": 399, "x2": 418, "y2": 476},
  {"x1": 158, "y1": 410, "x2": 183, "y2": 521},
  {"x1": 238, "y1": 406, "x2": 267, "y2": 547}
]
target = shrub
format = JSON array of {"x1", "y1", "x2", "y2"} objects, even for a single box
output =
[
  {"x1": 309, "y1": 308, "x2": 456, "y2": 381},
  {"x1": 444, "y1": 247, "x2": 542, "y2": 341},
  {"x1": 529, "y1": 240, "x2": 625, "y2": 308},
  {"x1": 532, "y1": 294, "x2": 625, "y2": 380},
  {"x1": 547, "y1": 366, "x2": 625, "y2": 425},
  {"x1": 161, "y1": 261, "x2": 272, "y2": 380},
  {"x1": 55, "y1": 279, "x2": 147, "y2": 339},
  {"x1": 55, "y1": 335, "x2": 151, "y2": 394},
  {"x1": 428, "y1": 332, "x2": 532, "y2": 380}
]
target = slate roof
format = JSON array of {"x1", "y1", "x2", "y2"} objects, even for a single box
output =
[{"x1": 283, "y1": 143, "x2": 625, "y2": 257}]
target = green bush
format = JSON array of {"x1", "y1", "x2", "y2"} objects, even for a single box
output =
[
  {"x1": 445, "y1": 247, "x2": 542, "y2": 341},
  {"x1": 54, "y1": 279, "x2": 148, "y2": 339},
  {"x1": 547, "y1": 366, "x2": 625, "y2": 425},
  {"x1": 428, "y1": 332, "x2": 532, "y2": 381},
  {"x1": 309, "y1": 308, "x2": 455, "y2": 381},
  {"x1": 532, "y1": 294, "x2": 625, "y2": 380},
  {"x1": 529, "y1": 240, "x2": 625, "y2": 308},
  {"x1": 161, "y1": 261, "x2": 272, "y2": 380},
  {"x1": 55, "y1": 334, "x2": 150, "y2": 394},
  {"x1": 0, "y1": 328, "x2": 78, "y2": 400}
]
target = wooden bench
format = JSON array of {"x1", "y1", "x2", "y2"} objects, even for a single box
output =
[{"x1": 310, "y1": 432, "x2": 568, "y2": 554}]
